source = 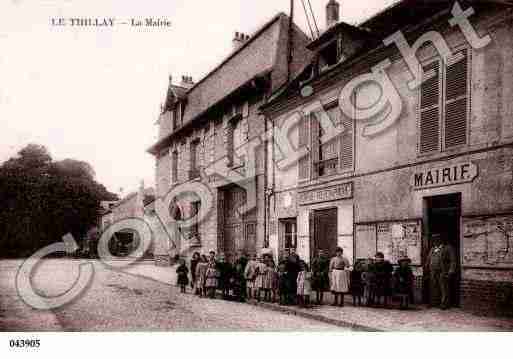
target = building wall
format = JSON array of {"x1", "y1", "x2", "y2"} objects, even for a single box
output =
[
  {"x1": 154, "y1": 93, "x2": 268, "y2": 262},
  {"x1": 267, "y1": 8, "x2": 513, "y2": 314}
]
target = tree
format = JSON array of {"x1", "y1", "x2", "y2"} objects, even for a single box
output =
[{"x1": 0, "y1": 144, "x2": 118, "y2": 258}]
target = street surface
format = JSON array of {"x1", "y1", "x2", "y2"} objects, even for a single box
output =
[{"x1": 0, "y1": 259, "x2": 341, "y2": 331}]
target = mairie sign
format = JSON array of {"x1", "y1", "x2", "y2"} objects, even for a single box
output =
[
  {"x1": 298, "y1": 182, "x2": 353, "y2": 205},
  {"x1": 412, "y1": 162, "x2": 478, "y2": 190}
]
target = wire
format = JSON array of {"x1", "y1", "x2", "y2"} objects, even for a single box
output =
[
  {"x1": 300, "y1": 0, "x2": 315, "y2": 39},
  {"x1": 307, "y1": 0, "x2": 320, "y2": 37}
]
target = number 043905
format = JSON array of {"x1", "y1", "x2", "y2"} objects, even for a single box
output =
[{"x1": 9, "y1": 339, "x2": 40, "y2": 348}]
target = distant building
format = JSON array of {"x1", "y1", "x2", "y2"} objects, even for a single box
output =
[{"x1": 99, "y1": 185, "x2": 155, "y2": 257}]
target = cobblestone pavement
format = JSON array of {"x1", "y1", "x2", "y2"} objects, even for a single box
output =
[
  {"x1": 0, "y1": 259, "x2": 341, "y2": 331},
  {"x1": 127, "y1": 262, "x2": 513, "y2": 332}
]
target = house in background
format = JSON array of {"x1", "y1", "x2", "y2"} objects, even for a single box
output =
[
  {"x1": 99, "y1": 184, "x2": 155, "y2": 257},
  {"x1": 261, "y1": 0, "x2": 513, "y2": 315},
  {"x1": 148, "y1": 12, "x2": 313, "y2": 265}
]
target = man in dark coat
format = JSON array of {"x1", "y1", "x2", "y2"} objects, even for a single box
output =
[
  {"x1": 216, "y1": 253, "x2": 233, "y2": 300},
  {"x1": 311, "y1": 249, "x2": 330, "y2": 304},
  {"x1": 233, "y1": 251, "x2": 248, "y2": 301},
  {"x1": 285, "y1": 248, "x2": 301, "y2": 305},
  {"x1": 426, "y1": 234, "x2": 457, "y2": 309}
]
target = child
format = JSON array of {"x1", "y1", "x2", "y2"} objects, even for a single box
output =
[
  {"x1": 261, "y1": 255, "x2": 275, "y2": 302},
  {"x1": 176, "y1": 259, "x2": 189, "y2": 294},
  {"x1": 255, "y1": 256, "x2": 267, "y2": 302},
  {"x1": 205, "y1": 256, "x2": 219, "y2": 299},
  {"x1": 244, "y1": 254, "x2": 258, "y2": 300},
  {"x1": 195, "y1": 255, "x2": 208, "y2": 297},
  {"x1": 372, "y1": 252, "x2": 393, "y2": 308},
  {"x1": 351, "y1": 259, "x2": 366, "y2": 306},
  {"x1": 296, "y1": 261, "x2": 312, "y2": 308},
  {"x1": 394, "y1": 255, "x2": 414, "y2": 309}
]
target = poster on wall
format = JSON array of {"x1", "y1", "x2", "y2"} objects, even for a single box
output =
[
  {"x1": 377, "y1": 220, "x2": 422, "y2": 265},
  {"x1": 355, "y1": 224, "x2": 376, "y2": 260},
  {"x1": 355, "y1": 220, "x2": 422, "y2": 265},
  {"x1": 462, "y1": 215, "x2": 513, "y2": 267}
]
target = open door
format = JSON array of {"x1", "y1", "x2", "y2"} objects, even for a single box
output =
[{"x1": 423, "y1": 193, "x2": 461, "y2": 306}]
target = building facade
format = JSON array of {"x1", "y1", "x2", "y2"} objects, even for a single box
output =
[
  {"x1": 99, "y1": 186, "x2": 155, "y2": 257},
  {"x1": 148, "y1": 13, "x2": 312, "y2": 265},
  {"x1": 261, "y1": 0, "x2": 513, "y2": 315}
]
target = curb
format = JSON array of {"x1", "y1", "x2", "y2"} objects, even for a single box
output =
[
  {"x1": 114, "y1": 267, "x2": 383, "y2": 330},
  {"x1": 247, "y1": 301, "x2": 384, "y2": 332}
]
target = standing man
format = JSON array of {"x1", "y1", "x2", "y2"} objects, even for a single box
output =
[
  {"x1": 286, "y1": 248, "x2": 301, "y2": 305},
  {"x1": 426, "y1": 233, "x2": 457, "y2": 309}
]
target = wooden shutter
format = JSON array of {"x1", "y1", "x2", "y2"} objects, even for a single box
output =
[
  {"x1": 298, "y1": 114, "x2": 311, "y2": 181},
  {"x1": 310, "y1": 112, "x2": 320, "y2": 179},
  {"x1": 419, "y1": 60, "x2": 442, "y2": 153},
  {"x1": 171, "y1": 150, "x2": 178, "y2": 183},
  {"x1": 335, "y1": 106, "x2": 354, "y2": 172},
  {"x1": 227, "y1": 122, "x2": 235, "y2": 167},
  {"x1": 444, "y1": 49, "x2": 469, "y2": 149}
]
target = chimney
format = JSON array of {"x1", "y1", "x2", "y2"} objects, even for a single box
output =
[
  {"x1": 232, "y1": 31, "x2": 250, "y2": 51},
  {"x1": 180, "y1": 75, "x2": 194, "y2": 89},
  {"x1": 326, "y1": 0, "x2": 340, "y2": 29}
]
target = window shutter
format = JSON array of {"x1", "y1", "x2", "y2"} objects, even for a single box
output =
[
  {"x1": 419, "y1": 60, "x2": 442, "y2": 153},
  {"x1": 310, "y1": 112, "x2": 320, "y2": 179},
  {"x1": 171, "y1": 150, "x2": 178, "y2": 183},
  {"x1": 444, "y1": 49, "x2": 469, "y2": 149},
  {"x1": 298, "y1": 114, "x2": 310, "y2": 181},
  {"x1": 227, "y1": 123, "x2": 235, "y2": 167},
  {"x1": 337, "y1": 107, "x2": 354, "y2": 172}
]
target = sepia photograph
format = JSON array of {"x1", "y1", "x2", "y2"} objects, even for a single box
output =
[{"x1": 1, "y1": 0, "x2": 513, "y2": 355}]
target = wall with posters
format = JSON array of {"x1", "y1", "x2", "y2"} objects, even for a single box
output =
[
  {"x1": 355, "y1": 220, "x2": 422, "y2": 265},
  {"x1": 463, "y1": 215, "x2": 513, "y2": 268}
]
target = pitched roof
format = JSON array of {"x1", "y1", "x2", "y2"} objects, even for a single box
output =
[
  {"x1": 262, "y1": 0, "x2": 512, "y2": 113},
  {"x1": 149, "y1": 12, "x2": 312, "y2": 154}
]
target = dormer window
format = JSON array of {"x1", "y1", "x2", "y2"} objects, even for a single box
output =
[{"x1": 319, "y1": 37, "x2": 344, "y2": 72}]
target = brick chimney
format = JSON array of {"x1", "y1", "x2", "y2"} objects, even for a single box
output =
[
  {"x1": 326, "y1": 0, "x2": 340, "y2": 28},
  {"x1": 180, "y1": 75, "x2": 194, "y2": 89},
  {"x1": 232, "y1": 31, "x2": 250, "y2": 51}
]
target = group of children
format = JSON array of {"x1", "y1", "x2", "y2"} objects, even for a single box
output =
[{"x1": 175, "y1": 249, "x2": 415, "y2": 310}]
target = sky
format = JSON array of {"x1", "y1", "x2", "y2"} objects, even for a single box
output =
[{"x1": 0, "y1": 0, "x2": 397, "y2": 197}]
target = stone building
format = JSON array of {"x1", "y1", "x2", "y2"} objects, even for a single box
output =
[
  {"x1": 148, "y1": 13, "x2": 313, "y2": 264},
  {"x1": 261, "y1": 0, "x2": 513, "y2": 315},
  {"x1": 100, "y1": 185, "x2": 155, "y2": 256}
]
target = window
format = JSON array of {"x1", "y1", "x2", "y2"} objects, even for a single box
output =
[
  {"x1": 227, "y1": 116, "x2": 244, "y2": 167},
  {"x1": 172, "y1": 103, "x2": 180, "y2": 131},
  {"x1": 298, "y1": 104, "x2": 353, "y2": 180},
  {"x1": 189, "y1": 140, "x2": 200, "y2": 179},
  {"x1": 419, "y1": 48, "x2": 469, "y2": 154},
  {"x1": 191, "y1": 201, "x2": 201, "y2": 239},
  {"x1": 317, "y1": 109, "x2": 340, "y2": 177},
  {"x1": 171, "y1": 150, "x2": 178, "y2": 183},
  {"x1": 281, "y1": 219, "x2": 297, "y2": 250},
  {"x1": 319, "y1": 37, "x2": 344, "y2": 72}
]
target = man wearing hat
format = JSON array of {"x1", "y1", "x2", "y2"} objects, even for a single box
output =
[{"x1": 426, "y1": 233, "x2": 457, "y2": 309}]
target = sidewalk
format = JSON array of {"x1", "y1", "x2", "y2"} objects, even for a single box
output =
[{"x1": 121, "y1": 261, "x2": 513, "y2": 332}]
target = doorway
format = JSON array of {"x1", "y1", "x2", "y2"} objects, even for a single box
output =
[
  {"x1": 423, "y1": 193, "x2": 461, "y2": 306},
  {"x1": 312, "y1": 208, "x2": 338, "y2": 261},
  {"x1": 222, "y1": 184, "x2": 257, "y2": 260}
]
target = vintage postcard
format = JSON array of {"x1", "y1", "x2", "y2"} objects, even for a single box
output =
[{"x1": 1, "y1": 0, "x2": 513, "y2": 356}]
